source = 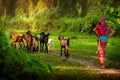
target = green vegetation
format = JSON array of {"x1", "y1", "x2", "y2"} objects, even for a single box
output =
[
  {"x1": 1, "y1": 28, "x2": 120, "y2": 80},
  {"x1": 0, "y1": 0, "x2": 120, "y2": 80},
  {"x1": 0, "y1": 0, "x2": 120, "y2": 35},
  {"x1": 0, "y1": 30, "x2": 56, "y2": 80}
]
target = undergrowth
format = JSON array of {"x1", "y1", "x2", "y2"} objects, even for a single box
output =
[{"x1": 0, "y1": 30, "x2": 55, "y2": 80}]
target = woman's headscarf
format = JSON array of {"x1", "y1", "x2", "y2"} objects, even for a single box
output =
[{"x1": 99, "y1": 18, "x2": 110, "y2": 37}]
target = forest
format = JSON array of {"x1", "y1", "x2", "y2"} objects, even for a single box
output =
[
  {"x1": 0, "y1": 0, "x2": 120, "y2": 80},
  {"x1": 0, "y1": 0, "x2": 120, "y2": 34}
]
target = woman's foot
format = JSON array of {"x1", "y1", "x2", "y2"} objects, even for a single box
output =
[
  {"x1": 97, "y1": 64, "x2": 105, "y2": 69},
  {"x1": 99, "y1": 64, "x2": 105, "y2": 69}
]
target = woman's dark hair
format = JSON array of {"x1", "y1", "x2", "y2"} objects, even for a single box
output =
[{"x1": 98, "y1": 22, "x2": 101, "y2": 25}]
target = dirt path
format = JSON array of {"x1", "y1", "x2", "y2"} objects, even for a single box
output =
[
  {"x1": 49, "y1": 50, "x2": 120, "y2": 79},
  {"x1": 49, "y1": 51, "x2": 97, "y2": 68}
]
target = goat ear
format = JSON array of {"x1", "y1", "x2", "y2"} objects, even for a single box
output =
[
  {"x1": 47, "y1": 33, "x2": 50, "y2": 36},
  {"x1": 58, "y1": 36, "x2": 60, "y2": 40},
  {"x1": 26, "y1": 32, "x2": 28, "y2": 34},
  {"x1": 40, "y1": 32, "x2": 44, "y2": 35}
]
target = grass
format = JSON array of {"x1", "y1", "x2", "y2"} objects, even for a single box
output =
[
  {"x1": 53, "y1": 36, "x2": 120, "y2": 69},
  {"x1": 28, "y1": 53, "x2": 102, "y2": 80},
  {"x1": 7, "y1": 29, "x2": 120, "y2": 66},
  {"x1": 6, "y1": 29, "x2": 120, "y2": 80},
  {"x1": 53, "y1": 66, "x2": 101, "y2": 80},
  {"x1": 29, "y1": 53, "x2": 83, "y2": 67}
]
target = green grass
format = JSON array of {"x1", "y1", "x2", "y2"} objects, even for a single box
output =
[
  {"x1": 53, "y1": 66, "x2": 101, "y2": 80},
  {"x1": 27, "y1": 53, "x2": 102, "y2": 80},
  {"x1": 54, "y1": 35, "x2": 120, "y2": 69},
  {"x1": 7, "y1": 29, "x2": 120, "y2": 66},
  {"x1": 107, "y1": 38, "x2": 120, "y2": 61},
  {"x1": 29, "y1": 53, "x2": 83, "y2": 67},
  {"x1": 6, "y1": 29, "x2": 120, "y2": 80}
]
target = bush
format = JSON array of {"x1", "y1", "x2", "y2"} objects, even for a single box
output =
[
  {"x1": 52, "y1": 15, "x2": 101, "y2": 34},
  {"x1": 0, "y1": 29, "x2": 55, "y2": 80}
]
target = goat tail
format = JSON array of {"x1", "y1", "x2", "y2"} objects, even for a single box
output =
[{"x1": 67, "y1": 38, "x2": 70, "y2": 46}]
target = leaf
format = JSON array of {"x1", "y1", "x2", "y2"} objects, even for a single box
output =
[{"x1": 46, "y1": 64, "x2": 53, "y2": 73}]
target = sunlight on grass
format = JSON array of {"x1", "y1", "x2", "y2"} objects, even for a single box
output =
[
  {"x1": 102, "y1": 69, "x2": 120, "y2": 75},
  {"x1": 53, "y1": 66, "x2": 91, "y2": 70},
  {"x1": 52, "y1": 66, "x2": 101, "y2": 80},
  {"x1": 5, "y1": 29, "x2": 120, "y2": 69}
]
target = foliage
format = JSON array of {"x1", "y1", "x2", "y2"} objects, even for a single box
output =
[
  {"x1": 52, "y1": 14, "x2": 102, "y2": 34},
  {"x1": 107, "y1": 38, "x2": 120, "y2": 62},
  {"x1": 54, "y1": 67, "x2": 101, "y2": 80},
  {"x1": 104, "y1": 6, "x2": 120, "y2": 35},
  {"x1": 46, "y1": 0, "x2": 90, "y2": 18},
  {"x1": 1, "y1": 0, "x2": 120, "y2": 36},
  {"x1": 1, "y1": 1, "x2": 120, "y2": 79},
  {"x1": 30, "y1": 35, "x2": 120, "y2": 79},
  {"x1": 46, "y1": 0, "x2": 120, "y2": 35},
  {"x1": 0, "y1": 29, "x2": 55, "y2": 80}
]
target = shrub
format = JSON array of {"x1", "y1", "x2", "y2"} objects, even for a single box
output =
[{"x1": 0, "y1": 29, "x2": 55, "y2": 80}]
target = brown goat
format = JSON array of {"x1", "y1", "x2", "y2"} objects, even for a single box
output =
[
  {"x1": 10, "y1": 33, "x2": 24, "y2": 49},
  {"x1": 58, "y1": 35, "x2": 70, "y2": 59},
  {"x1": 23, "y1": 34, "x2": 33, "y2": 53}
]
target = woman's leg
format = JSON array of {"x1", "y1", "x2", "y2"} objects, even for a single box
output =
[{"x1": 97, "y1": 41, "x2": 107, "y2": 69}]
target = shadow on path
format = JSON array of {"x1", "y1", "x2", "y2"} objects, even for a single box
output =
[{"x1": 49, "y1": 50, "x2": 120, "y2": 79}]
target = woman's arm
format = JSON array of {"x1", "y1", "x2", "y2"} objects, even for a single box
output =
[
  {"x1": 93, "y1": 27, "x2": 100, "y2": 38},
  {"x1": 108, "y1": 28, "x2": 115, "y2": 38}
]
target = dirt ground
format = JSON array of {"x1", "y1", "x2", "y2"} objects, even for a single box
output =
[{"x1": 49, "y1": 51, "x2": 120, "y2": 80}]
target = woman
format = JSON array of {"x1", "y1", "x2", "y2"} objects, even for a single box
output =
[{"x1": 93, "y1": 18, "x2": 115, "y2": 69}]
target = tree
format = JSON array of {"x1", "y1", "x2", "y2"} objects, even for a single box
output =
[
  {"x1": 44, "y1": 0, "x2": 57, "y2": 9},
  {"x1": 0, "y1": 0, "x2": 17, "y2": 17}
]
